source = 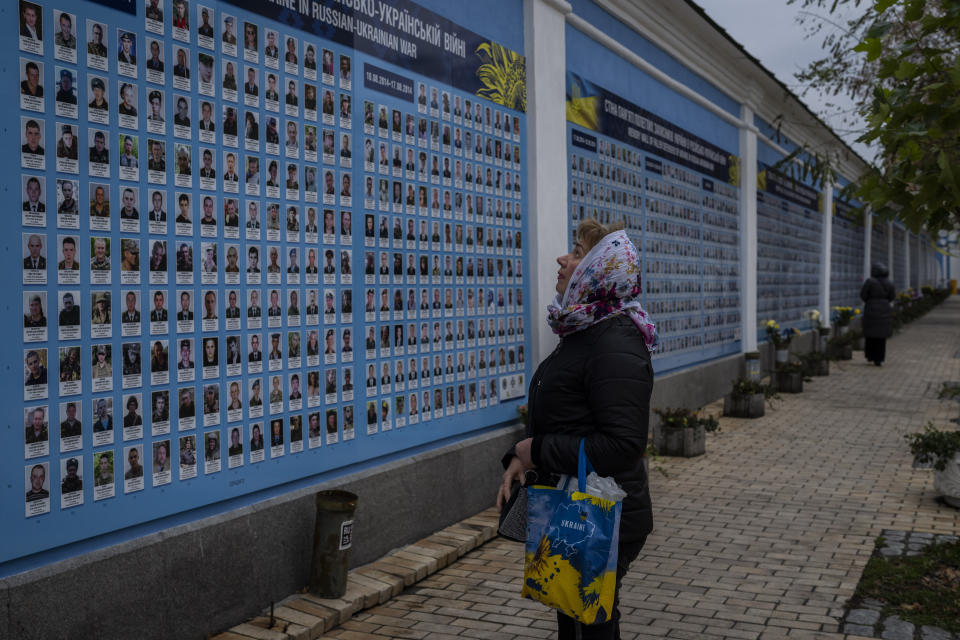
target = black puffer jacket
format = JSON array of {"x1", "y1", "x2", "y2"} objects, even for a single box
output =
[
  {"x1": 505, "y1": 315, "x2": 654, "y2": 543},
  {"x1": 860, "y1": 263, "x2": 895, "y2": 338}
]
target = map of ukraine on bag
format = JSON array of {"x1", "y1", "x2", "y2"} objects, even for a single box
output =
[{"x1": 522, "y1": 488, "x2": 621, "y2": 624}]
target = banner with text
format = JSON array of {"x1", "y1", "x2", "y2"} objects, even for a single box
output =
[
  {"x1": 759, "y1": 166, "x2": 819, "y2": 211},
  {"x1": 224, "y1": 0, "x2": 526, "y2": 111},
  {"x1": 565, "y1": 71, "x2": 737, "y2": 183}
]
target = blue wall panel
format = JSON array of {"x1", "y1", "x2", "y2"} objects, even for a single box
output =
[
  {"x1": 4, "y1": 0, "x2": 530, "y2": 573},
  {"x1": 564, "y1": 18, "x2": 742, "y2": 375},
  {"x1": 568, "y1": 0, "x2": 741, "y2": 120},
  {"x1": 830, "y1": 193, "x2": 864, "y2": 309},
  {"x1": 755, "y1": 140, "x2": 822, "y2": 339}
]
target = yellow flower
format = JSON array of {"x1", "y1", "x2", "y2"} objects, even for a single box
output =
[
  {"x1": 854, "y1": 308, "x2": 861, "y2": 315},
  {"x1": 727, "y1": 155, "x2": 740, "y2": 187}
]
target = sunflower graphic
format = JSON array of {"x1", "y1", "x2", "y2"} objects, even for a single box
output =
[
  {"x1": 474, "y1": 41, "x2": 527, "y2": 111},
  {"x1": 728, "y1": 155, "x2": 740, "y2": 187}
]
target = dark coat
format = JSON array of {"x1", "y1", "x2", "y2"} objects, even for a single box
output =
[
  {"x1": 860, "y1": 263, "x2": 896, "y2": 338},
  {"x1": 504, "y1": 315, "x2": 654, "y2": 543}
]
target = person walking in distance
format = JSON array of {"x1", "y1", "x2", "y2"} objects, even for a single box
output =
[{"x1": 860, "y1": 262, "x2": 896, "y2": 366}]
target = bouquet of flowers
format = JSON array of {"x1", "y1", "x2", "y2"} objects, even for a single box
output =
[
  {"x1": 804, "y1": 309, "x2": 822, "y2": 331},
  {"x1": 831, "y1": 306, "x2": 859, "y2": 326},
  {"x1": 764, "y1": 320, "x2": 800, "y2": 348}
]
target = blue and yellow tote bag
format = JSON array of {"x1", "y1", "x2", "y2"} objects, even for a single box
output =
[{"x1": 521, "y1": 440, "x2": 622, "y2": 624}]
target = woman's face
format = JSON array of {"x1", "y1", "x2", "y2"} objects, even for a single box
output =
[{"x1": 556, "y1": 241, "x2": 586, "y2": 296}]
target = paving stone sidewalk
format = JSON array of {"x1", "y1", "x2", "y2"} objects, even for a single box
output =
[{"x1": 274, "y1": 298, "x2": 960, "y2": 640}]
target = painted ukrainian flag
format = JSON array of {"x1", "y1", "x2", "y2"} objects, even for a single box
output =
[{"x1": 566, "y1": 72, "x2": 602, "y2": 131}]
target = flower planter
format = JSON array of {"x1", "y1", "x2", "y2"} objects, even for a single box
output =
[
  {"x1": 775, "y1": 349, "x2": 790, "y2": 364},
  {"x1": 933, "y1": 453, "x2": 960, "y2": 508},
  {"x1": 775, "y1": 371, "x2": 803, "y2": 393},
  {"x1": 828, "y1": 344, "x2": 853, "y2": 360},
  {"x1": 723, "y1": 393, "x2": 765, "y2": 419},
  {"x1": 745, "y1": 352, "x2": 762, "y2": 382},
  {"x1": 803, "y1": 359, "x2": 829, "y2": 377},
  {"x1": 658, "y1": 424, "x2": 705, "y2": 457},
  {"x1": 837, "y1": 325, "x2": 849, "y2": 337}
]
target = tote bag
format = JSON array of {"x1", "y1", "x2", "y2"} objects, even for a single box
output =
[{"x1": 521, "y1": 440, "x2": 622, "y2": 625}]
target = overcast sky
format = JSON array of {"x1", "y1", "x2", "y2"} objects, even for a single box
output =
[{"x1": 694, "y1": 0, "x2": 874, "y2": 162}]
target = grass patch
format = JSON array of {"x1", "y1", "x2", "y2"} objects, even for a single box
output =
[{"x1": 852, "y1": 540, "x2": 960, "y2": 632}]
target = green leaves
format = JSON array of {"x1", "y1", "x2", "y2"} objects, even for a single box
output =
[
  {"x1": 790, "y1": 0, "x2": 960, "y2": 233},
  {"x1": 894, "y1": 60, "x2": 917, "y2": 80},
  {"x1": 855, "y1": 37, "x2": 884, "y2": 60},
  {"x1": 903, "y1": 0, "x2": 925, "y2": 21},
  {"x1": 937, "y1": 150, "x2": 960, "y2": 204}
]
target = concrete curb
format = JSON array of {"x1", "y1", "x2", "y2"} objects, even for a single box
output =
[{"x1": 210, "y1": 508, "x2": 501, "y2": 640}]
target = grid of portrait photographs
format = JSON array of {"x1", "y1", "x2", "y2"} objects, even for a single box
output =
[
  {"x1": 756, "y1": 171, "x2": 821, "y2": 329},
  {"x1": 830, "y1": 199, "x2": 865, "y2": 309},
  {"x1": 870, "y1": 222, "x2": 889, "y2": 273},
  {"x1": 569, "y1": 131, "x2": 741, "y2": 364},
  {"x1": 892, "y1": 226, "x2": 907, "y2": 290},
  {"x1": 17, "y1": 0, "x2": 528, "y2": 519}
]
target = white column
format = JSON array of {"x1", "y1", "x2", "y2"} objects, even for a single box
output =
[
  {"x1": 950, "y1": 241, "x2": 959, "y2": 285},
  {"x1": 819, "y1": 181, "x2": 833, "y2": 325},
  {"x1": 887, "y1": 221, "x2": 895, "y2": 284},
  {"x1": 919, "y1": 236, "x2": 925, "y2": 287},
  {"x1": 524, "y1": 0, "x2": 572, "y2": 364},
  {"x1": 738, "y1": 105, "x2": 758, "y2": 352},
  {"x1": 904, "y1": 230, "x2": 912, "y2": 290},
  {"x1": 862, "y1": 207, "x2": 872, "y2": 280}
]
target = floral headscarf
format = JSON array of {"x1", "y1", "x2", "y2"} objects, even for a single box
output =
[{"x1": 547, "y1": 230, "x2": 657, "y2": 350}]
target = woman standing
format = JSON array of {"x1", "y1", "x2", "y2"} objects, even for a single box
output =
[
  {"x1": 860, "y1": 262, "x2": 896, "y2": 366},
  {"x1": 497, "y1": 219, "x2": 656, "y2": 639}
]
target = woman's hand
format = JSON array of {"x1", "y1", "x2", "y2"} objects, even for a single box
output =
[
  {"x1": 496, "y1": 455, "x2": 527, "y2": 512},
  {"x1": 496, "y1": 438, "x2": 534, "y2": 512}
]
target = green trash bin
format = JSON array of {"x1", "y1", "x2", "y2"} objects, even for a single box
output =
[{"x1": 309, "y1": 490, "x2": 358, "y2": 598}]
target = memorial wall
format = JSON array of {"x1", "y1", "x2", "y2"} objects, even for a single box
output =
[
  {"x1": 830, "y1": 196, "x2": 865, "y2": 308},
  {"x1": 5, "y1": 0, "x2": 529, "y2": 568},
  {"x1": 564, "y1": 8, "x2": 742, "y2": 374},
  {"x1": 3, "y1": 3, "x2": 944, "y2": 631},
  {"x1": 871, "y1": 220, "x2": 889, "y2": 271},
  {"x1": 893, "y1": 223, "x2": 907, "y2": 287}
]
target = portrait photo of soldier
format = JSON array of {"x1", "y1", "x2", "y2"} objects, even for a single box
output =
[
  {"x1": 94, "y1": 451, "x2": 113, "y2": 487},
  {"x1": 58, "y1": 291, "x2": 80, "y2": 332},
  {"x1": 26, "y1": 462, "x2": 49, "y2": 502},
  {"x1": 87, "y1": 21, "x2": 107, "y2": 58},
  {"x1": 61, "y1": 457, "x2": 82, "y2": 494},
  {"x1": 19, "y1": 1, "x2": 43, "y2": 43},
  {"x1": 22, "y1": 175, "x2": 45, "y2": 214}
]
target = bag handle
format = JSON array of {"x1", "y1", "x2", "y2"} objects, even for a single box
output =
[{"x1": 577, "y1": 439, "x2": 594, "y2": 493}]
